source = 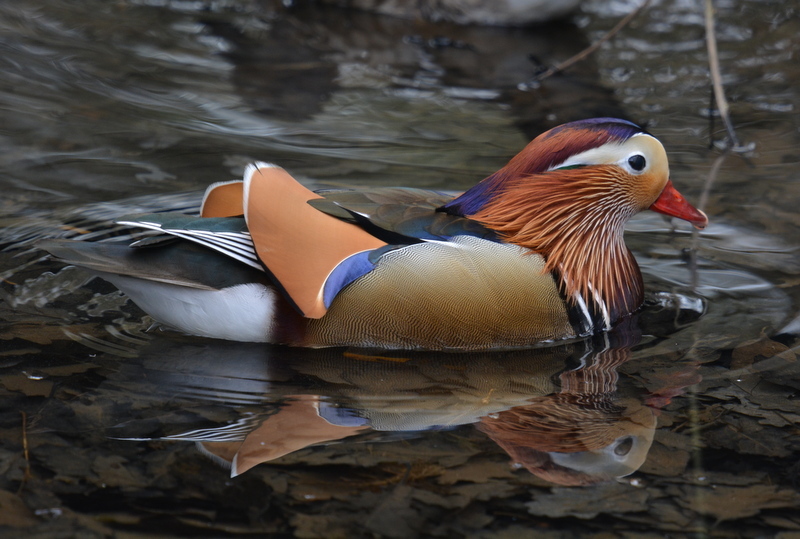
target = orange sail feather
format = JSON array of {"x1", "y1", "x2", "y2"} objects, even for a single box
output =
[{"x1": 243, "y1": 163, "x2": 387, "y2": 318}]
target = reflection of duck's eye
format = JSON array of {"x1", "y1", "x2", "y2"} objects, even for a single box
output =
[{"x1": 614, "y1": 436, "x2": 634, "y2": 456}]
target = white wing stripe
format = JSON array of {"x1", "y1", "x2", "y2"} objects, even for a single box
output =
[
  {"x1": 163, "y1": 230, "x2": 262, "y2": 270},
  {"x1": 117, "y1": 220, "x2": 263, "y2": 271}
]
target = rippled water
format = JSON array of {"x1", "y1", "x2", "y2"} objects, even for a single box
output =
[{"x1": 1, "y1": 0, "x2": 799, "y2": 536}]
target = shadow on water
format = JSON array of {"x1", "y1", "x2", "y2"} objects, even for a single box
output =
[{"x1": 0, "y1": 0, "x2": 799, "y2": 536}]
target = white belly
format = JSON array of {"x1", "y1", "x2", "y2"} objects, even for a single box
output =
[{"x1": 97, "y1": 272, "x2": 277, "y2": 342}]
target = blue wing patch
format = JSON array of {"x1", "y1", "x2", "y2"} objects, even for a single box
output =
[{"x1": 322, "y1": 245, "x2": 401, "y2": 308}]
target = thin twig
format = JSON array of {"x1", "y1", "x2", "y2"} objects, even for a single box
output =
[
  {"x1": 697, "y1": 149, "x2": 729, "y2": 214},
  {"x1": 689, "y1": 149, "x2": 728, "y2": 290},
  {"x1": 705, "y1": 0, "x2": 741, "y2": 149},
  {"x1": 17, "y1": 411, "x2": 31, "y2": 495},
  {"x1": 534, "y1": 0, "x2": 652, "y2": 82}
]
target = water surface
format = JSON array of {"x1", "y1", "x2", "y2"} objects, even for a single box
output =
[{"x1": 1, "y1": 0, "x2": 799, "y2": 536}]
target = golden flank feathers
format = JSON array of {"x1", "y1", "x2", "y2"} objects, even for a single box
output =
[{"x1": 303, "y1": 236, "x2": 573, "y2": 350}]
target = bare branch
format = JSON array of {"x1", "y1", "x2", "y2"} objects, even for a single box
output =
[
  {"x1": 534, "y1": 0, "x2": 652, "y2": 82},
  {"x1": 705, "y1": 0, "x2": 743, "y2": 149}
]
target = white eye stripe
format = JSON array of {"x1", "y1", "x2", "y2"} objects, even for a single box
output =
[{"x1": 548, "y1": 134, "x2": 659, "y2": 172}]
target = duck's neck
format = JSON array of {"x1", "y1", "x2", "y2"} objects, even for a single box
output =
[{"x1": 468, "y1": 168, "x2": 644, "y2": 328}]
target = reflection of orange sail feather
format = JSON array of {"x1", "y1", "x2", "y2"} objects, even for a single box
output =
[{"x1": 201, "y1": 395, "x2": 367, "y2": 477}]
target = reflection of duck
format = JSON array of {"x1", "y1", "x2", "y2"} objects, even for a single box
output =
[
  {"x1": 40, "y1": 119, "x2": 707, "y2": 350},
  {"x1": 178, "y1": 345, "x2": 576, "y2": 475},
  {"x1": 138, "y1": 333, "x2": 663, "y2": 484}
]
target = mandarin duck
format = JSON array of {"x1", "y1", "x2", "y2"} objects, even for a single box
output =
[{"x1": 40, "y1": 118, "x2": 708, "y2": 350}]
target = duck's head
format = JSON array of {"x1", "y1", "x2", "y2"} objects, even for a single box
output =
[
  {"x1": 443, "y1": 117, "x2": 707, "y2": 229},
  {"x1": 444, "y1": 118, "x2": 708, "y2": 325}
]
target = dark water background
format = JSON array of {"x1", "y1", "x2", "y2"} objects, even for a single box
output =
[{"x1": 1, "y1": 0, "x2": 799, "y2": 536}]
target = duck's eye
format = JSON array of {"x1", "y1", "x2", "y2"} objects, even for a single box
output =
[
  {"x1": 614, "y1": 436, "x2": 634, "y2": 456},
  {"x1": 628, "y1": 154, "x2": 646, "y2": 172}
]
